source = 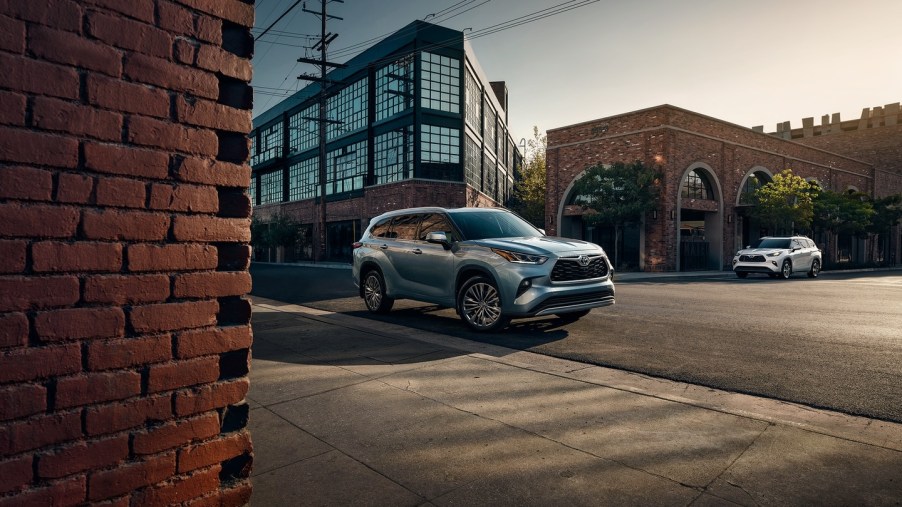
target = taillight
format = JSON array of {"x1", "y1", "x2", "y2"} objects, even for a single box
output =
[{"x1": 352, "y1": 242, "x2": 362, "y2": 249}]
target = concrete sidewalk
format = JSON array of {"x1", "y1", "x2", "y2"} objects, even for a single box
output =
[{"x1": 247, "y1": 296, "x2": 902, "y2": 506}]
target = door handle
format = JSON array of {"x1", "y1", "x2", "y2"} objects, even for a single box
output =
[
  {"x1": 412, "y1": 249, "x2": 422, "y2": 255},
  {"x1": 380, "y1": 244, "x2": 388, "y2": 250}
]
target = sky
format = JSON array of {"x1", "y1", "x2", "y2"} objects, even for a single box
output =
[{"x1": 250, "y1": 0, "x2": 902, "y2": 144}]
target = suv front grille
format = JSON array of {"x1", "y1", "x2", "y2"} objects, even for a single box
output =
[
  {"x1": 550, "y1": 255, "x2": 609, "y2": 282},
  {"x1": 530, "y1": 288, "x2": 615, "y2": 314},
  {"x1": 739, "y1": 255, "x2": 766, "y2": 262}
]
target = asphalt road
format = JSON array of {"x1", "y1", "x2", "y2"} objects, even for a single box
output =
[{"x1": 250, "y1": 263, "x2": 902, "y2": 423}]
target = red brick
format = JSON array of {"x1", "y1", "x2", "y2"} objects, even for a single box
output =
[
  {"x1": 0, "y1": 203, "x2": 80, "y2": 239},
  {"x1": 158, "y1": 1, "x2": 194, "y2": 36},
  {"x1": 29, "y1": 25, "x2": 122, "y2": 77},
  {"x1": 37, "y1": 435, "x2": 129, "y2": 479},
  {"x1": 87, "y1": 453, "x2": 176, "y2": 501},
  {"x1": 96, "y1": 176, "x2": 147, "y2": 208},
  {"x1": 82, "y1": 209, "x2": 170, "y2": 241},
  {"x1": 87, "y1": 335, "x2": 171, "y2": 371},
  {"x1": 0, "y1": 343, "x2": 81, "y2": 383},
  {"x1": 0, "y1": 382, "x2": 46, "y2": 421},
  {"x1": 0, "y1": 313, "x2": 28, "y2": 348},
  {"x1": 174, "y1": 378, "x2": 248, "y2": 417},
  {"x1": 133, "y1": 413, "x2": 220, "y2": 455},
  {"x1": 0, "y1": 166, "x2": 53, "y2": 200},
  {"x1": 32, "y1": 96, "x2": 122, "y2": 142},
  {"x1": 124, "y1": 53, "x2": 218, "y2": 99},
  {"x1": 179, "y1": 430, "x2": 250, "y2": 472},
  {"x1": 0, "y1": 411, "x2": 81, "y2": 454},
  {"x1": 0, "y1": 52, "x2": 80, "y2": 99},
  {"x1": 55, "y1": 370, "x2": 141, "y2": 409},
  {"x1": 174, "y1": 272, "x2": 251, "y2": 299},
  {"x1": 86, "y1": 74, "x2": 169, "y2": 119},
  {"x1": 176, "y1": 96, "x2": 251, "y2": 133},
  {"x1": 175, "y1": 157, "x2": 251, "y2": 187},
  {"x1": 0, "y1": 276, "x2": 79, "y2": 312},
  {"x1": 32, "y1": 241, "x2": 123, "y2": 273},
  {"x1": 0, "y1": 475, "x2": 86, "y2": 507},
  {"x1": 0, "y1": 241, "x2": 27, "y2": 274},
  {"x1": 149, "y1": 183, "x2": 219, "y2": 212},
  {"x1": 176, "y1": 325, "x2": 250, "y2": 360},
  {"x1": 84, "y1": 142, "x2": 170, "y2": 179},
  {"x1": 87, "y1": 11, "x2": 172, "y2": 58},
  {"x1": 0, "y1": 14, "x2": 25, "y2": 53},
  {"x1": 131, "y1": 300, "x2": 219, "y2": 335},
  {"x1": 173, "y1": 216, "x2": 251, "y2": 242},
  {"x1": 196, "y1": 45, "x2": 252, "y2": 82},
  {"x1": 174, "y1": 0, "x2": 255, "y2": 26},
  {"x1": 128, "y1": 243, "x2": 218, "y2": 272},
  {"x1": 81, "y1": 0, "x2": 154, "y2": 23},
  {"x1": 127, "y1": 115, "x2": 218, "y2": 155},
  {"x1": 0, "y1": 127, "x2": 79, "y2": 168},
  {"x1": 84, "y1": 274, "x2": 170, "y2": 305},
  {"x1": 34, "y1": 307, "x2": 126, "y2": 342},
  {"x1": 0, "y1": 455, "x2": 32, "y2": 494},
  {"x1": 174, "y1": 39, "x2": 197, "y2": 65},
  {"x1": 147, "y1": 356, "x2": 219, "y2": 393},
  {"x1": 134, "y1": 465, "x2": 221, "y2": 505},
  {"x1": 218, "y1": 481, "x2": 252, "y2": 507},
  {"x1": 56, "y1": 173, "x2": 94, "y2": 204},
  {"x1": 84, "y1": 395, "x2": 171, "y2": 436},
  {"x1": 194, "y1": 14, "x2": 222, "y2": 45},
  {"x1": 1, "y1": 0, "x2": 82, "y2": 32},
  {"x1": 0, "y1": 90, "x2": 26, "y2": 125}
]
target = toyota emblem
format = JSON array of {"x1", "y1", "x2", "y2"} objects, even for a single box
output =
[{"x1": 577, "y1": 255, "x2": 590, "y2": 267}]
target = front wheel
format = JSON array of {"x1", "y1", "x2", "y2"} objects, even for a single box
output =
[
  {"x1": 780, "y1": 259, "x2": 792, "y2": 279},
  {"x1": 363, "y1": 270, "x2": 394, "y2": 313},
  {"x1": 457, "y1": 276, "x2": 509, "y2": 332},
  {"x1": 807, "y1": 259, "x2": 821, "y2": 278}
]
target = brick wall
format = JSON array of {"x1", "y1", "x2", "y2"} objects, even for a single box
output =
[{"x1": 0, "y1": 0, "x2": 255, "y2": 504}]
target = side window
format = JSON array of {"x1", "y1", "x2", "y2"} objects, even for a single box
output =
[
  {"x1": 418, "y1": 213, "x2": 456, "y2": 241},
  {"x1": 369, "y1": 217, "x2": 392, "y2": 238},
  {"x1": 391, "y1": 214, "x2": 420, "y2": 241},
  {"x1": 791, "y1": 240, "x2": 802, "y2": 250}
]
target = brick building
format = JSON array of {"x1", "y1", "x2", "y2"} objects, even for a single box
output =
[
  {"x1": 1, "y1": 0, "x2": 254, "y2": 504},
  {"x1": 249, "y1": 20, "x2": 521, "y2": 262},
  {"x1": 546, "y1": 104, "x2": 902, "y2": 272}
]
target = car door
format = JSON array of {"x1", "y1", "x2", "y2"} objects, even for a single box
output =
[
  {"x1": 383, "y1": 214, "x2": 422, "y2": 295},
  {"x1": 790, "y1": 239, "x2": 810, "y2": 271},
  {"x1": 404, "y1": 212, "x2": 456, "y2": 303}
]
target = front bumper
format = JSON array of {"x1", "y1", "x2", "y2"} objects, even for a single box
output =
[
  {"x1": 498, "y1": 260, "x2": 616, "y2": 318},
  {"x1": 732, "y1": 258, "x2": 781, "y2": 274}
]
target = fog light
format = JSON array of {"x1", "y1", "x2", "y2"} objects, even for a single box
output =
[
  {"x1": 771, "y1": 261, "x2": 778, "y2": 267},
  {"x1": 516, "y1": 279, "x2": 532, "y2": 298}
]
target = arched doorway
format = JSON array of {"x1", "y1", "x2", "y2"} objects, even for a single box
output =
[
  {"x1": 735, "y1": 168, "x2": 773, "y2": 249},
  {"x1": 677, "y1": 164, "x2": 723, "y2": 270}
]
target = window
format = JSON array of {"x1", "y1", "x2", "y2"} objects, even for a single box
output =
[
  {"x1": 259, "y1": 170, "x2": 283, "y2": 204},
  {"x1": 376, "y1": 56, "x2": 414, "y2": 121},
  {"x1": 681, "y1": 169, "x2": 712, "y2": 200},
  {"x1": 482, "y1": 152, "x2": 495, "y2": 197},
  {"x1": 421, "y1": 125, "x2": 460, "y2": 164},
  {"x1": 288, "y1": 157, "x2": 318, "y2": 201},
  {"x1": 288, "y1": 105, "x2": 317, "y2": 154},
  {"x1": 418, "y1": 213, "x2": 456, "y2": 242},
  {"x1": 252, "y1": 122, "x2": 283, "y2": 166},
  {"x1": 465, "y1": 136, "x2": 481, "y2": 189},
  {"x1": 327, "y1": 78, "x2": 368, "y2": 140},
  {"x1": 484, "y1": 105, "x2": 497, "y2": 153},
  {"x1": 248, "y1": 175, "x2": 257, "y2": 206},
  {"x1": 420, "y1": 52, "x2": 460, "y2": 113},
  {"x1": 374, "y1": 126, "x2": 413, "y2": 184},
  {"x1": 390, "y1": 214, "x2": 420, "y2": 240},
  {"x1": 368, "y1": 217, "x2": 392, "y2": 238},
  {"x1": 464, "y1": 68, "x2": 482, "y2": 131},
  {"x1": 739, "y1": 172, "x2": 769, "y2": 205},
  {"x1": 327, "y1": 140, "x2": 367, "y2": 195}
]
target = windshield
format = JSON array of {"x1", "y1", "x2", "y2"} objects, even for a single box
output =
[
  {"x1": 448, "y1": 211, "x2": 542, "y2": 240},
  {"x1": 753, "y1": 238, "x2": 791, "y2": 249}
]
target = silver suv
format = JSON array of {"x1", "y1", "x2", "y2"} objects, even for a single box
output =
[
  {"x1": 352, "y1": 207, "x2": 615, "y2": 331},
  {"x1": 732, "y1": 236, "x2": 822, "y2": 279}
]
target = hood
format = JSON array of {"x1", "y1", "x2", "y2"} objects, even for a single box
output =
[
  {"x1": 737, "y1": 247, "x2": 787, "y2": 255},
  {"x1": 468, "y1": 236, "x2": 604, "y2": 256}
]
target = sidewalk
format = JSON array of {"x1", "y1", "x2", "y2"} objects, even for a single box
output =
[{"x1": 247, "y1": 296, "x2": 902, "y2": 506}]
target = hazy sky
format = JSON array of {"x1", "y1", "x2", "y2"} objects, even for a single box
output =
[{"x1": 251, "y1": 0, "x2": 902, "y2": 143}]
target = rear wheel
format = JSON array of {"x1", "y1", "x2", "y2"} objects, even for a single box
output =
[
  {"x1": 807, "y1": 259, "x2": 821, "y2": 278},
  {"x1": 736, "y1": 271, "x2": 748, "y2": 279},
  {"x1": 363, "y1": 270, "x2": 393, "y2": 313},
  {"x1": 556, "y1": 309, "x2": 591, "y2": 323},
  {"x1": 457, "y1": 276, "x2": 509, "y2": 332},
  {"x1": 780, "y1": 259, "x2": 792, "y2": 279}
]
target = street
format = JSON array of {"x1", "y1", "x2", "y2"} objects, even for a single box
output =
[{"x1": 250, "y1": 264, "x2": 902, "y2": 423}]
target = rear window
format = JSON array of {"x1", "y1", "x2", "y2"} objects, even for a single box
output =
[{"x1": 368, "y1": 217, "x2": 392, "y2": 238}]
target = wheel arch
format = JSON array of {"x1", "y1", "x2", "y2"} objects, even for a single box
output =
[{"x1": 358, "y1": 261, "x2": 385, "y2": 298}]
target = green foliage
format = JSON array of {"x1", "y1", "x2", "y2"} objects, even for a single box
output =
[
  {"x1": 751, "y1": 169, "x2": 815, "y2": 233},
  {"x1": 570, "y1": 160, "x2": 661, "y2": 226},
  {"x1": 507, "y1": 126, "x2": 546, "y2": 227},
  {"x1": 250, "y1": 213, "x2": 302, "y2": 249},
  {"x1": 867, "y1": 194, "x2": 902, "y2": 234},
  {"x1": 812, "y1": 189, "x2": 874, "y2": 237},
  {"x1": 250, "y1": 216, "x2": 272, "y2": 249}
]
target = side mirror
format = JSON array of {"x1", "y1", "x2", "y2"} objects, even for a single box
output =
[
  {"x1": 426, "y1": 231, "x2": 452, "y2": 250},
  {"x1": 538, "y1": 228, "x2": 546, "y2": 236}
]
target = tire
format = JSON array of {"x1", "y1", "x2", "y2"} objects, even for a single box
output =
[
  {"x1": 362, "y1": 270, "x2": 393, "y2": 313},
  {"x1": 780, "y1": 259, "x2": 792, "y2": 279},
  {"x1": 807, "y1": 259, "x2": 821, "y2": 278},
  {"x1": 736, "y1": 272, "x2": 748, "y2": 279},
  {"x1": 556, "y1": 309, "x2": 591, "y2": 323},
  {"x1": 457, "y1": 276, "x2": 509, "y2": 332}
]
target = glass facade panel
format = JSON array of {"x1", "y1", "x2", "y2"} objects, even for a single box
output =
[
  {"x1": 484, "y1": 105, "x2": 497, "y2": 154},
  {"x1": 465, "y1": 136, "x2": 481, "y2": 189},
  {"x1": 288, "y1": 157, "x2": 318, "y2": 201},
  {"x1": 482, "y1": 152, "x2": 495, "y2": 197},
  {"x1": 374, "y1": 126, "x2": 413, "y2": 185},
  {"x1": 421, "y1": 125, "x2": 460, "y2": 164},
  {"x1": 327, "y1": 78, "x2": 368, "y2": 140},
  {"x1": 248, "y1": 175, "x2": 257, "y2": 206},
  {"x1": 376, "y1": 55, "x2": 414, "y2": 121},
  {"x1": 259, "y1": 169, "x2": 283, "y2": 204},
  {"x1": 252, "y1": 122, "x2": 283, "y2": 166},
  {"x1": 327, "y1": 140, "x2": 367, "y2": 195},
  {"x1": 420, "y1": 52, "x2": 460, "y2": 113},
  {"x1": 288, "y1": 105, "x2": 317, "y2": 154},
  {"x1": 464, "y1": 67, "x2": 481, "y2": 131}
]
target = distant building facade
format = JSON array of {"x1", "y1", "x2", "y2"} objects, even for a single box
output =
[
  {"x1": 546, "y1": 104, "x2": 902, "y2": 271},
  {"x1": 249, "y1": 21, "x2": 520, "y2": 262}
]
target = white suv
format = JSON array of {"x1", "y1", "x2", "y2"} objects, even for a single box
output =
[{"x1": 732, "y1": 236, "x2": 822, "y2": 279}]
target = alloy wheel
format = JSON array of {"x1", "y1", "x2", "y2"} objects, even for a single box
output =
[{"x1": 461, "y1": 282, "x2": 502, "y2": 329}]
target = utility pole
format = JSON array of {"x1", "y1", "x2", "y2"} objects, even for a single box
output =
[{"x1": 298, "y1": 0, "x2": 344, "y2": 262}]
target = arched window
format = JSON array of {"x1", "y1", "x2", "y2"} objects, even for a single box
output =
[
  {"x1": 681, "y1": 169, "x2": 712, "y2": 200},
  {"x1": 739, "y1": 171, "x2": 771, "y2": 205}
]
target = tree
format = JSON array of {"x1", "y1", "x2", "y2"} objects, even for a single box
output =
[
  {"x1": 250, "y1": 213, "x2": 302, "y2": 262},
  {"x1": 866, "y1": 194, "x2": 902, "y2": 262},
  {"x1": 751, "y1": 169, "x2": 816, "y2": 234},
  {"x1": 812, "y1": 189, "x2": 874, "y2": 237},
  {"x1": 507, "y1": 126, "x2": 546, "y2": 227},
  {"x1": 570, "y1": 160, "x2": 661, "y2": 268}
]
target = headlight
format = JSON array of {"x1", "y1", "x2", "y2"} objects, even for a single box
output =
[
  {"x1": 491, "y1": 248, "x2": 548, "y2": 265},
  {"x1": 766, "y1": 251, "x2": 782, "y2": 257}
]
